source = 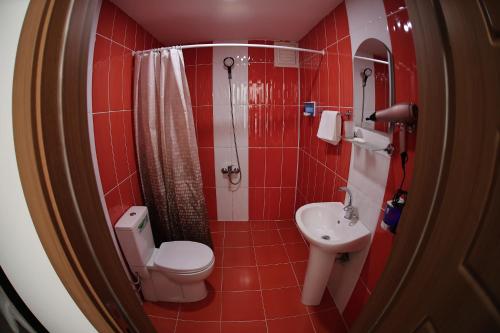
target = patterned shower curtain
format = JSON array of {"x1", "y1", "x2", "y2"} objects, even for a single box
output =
[{"x1": 133, "y1": 48, "x2": 211, "y2": 247}]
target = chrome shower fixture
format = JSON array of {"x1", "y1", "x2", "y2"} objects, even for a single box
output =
[
  {"x1": 223, "y1": 56, "x2": 234, "y2": 79},
  {"x1": 361, "y1": 67, "x2": 373, "y2": 87},
  {"x1": 221, "y1": 56, "x2": 242, "y2": 186}
]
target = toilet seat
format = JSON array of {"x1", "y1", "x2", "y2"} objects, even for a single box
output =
[{"x1": 154, "y1": 241, "x2": 214, "y2": 274}]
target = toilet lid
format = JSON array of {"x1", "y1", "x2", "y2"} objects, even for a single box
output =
[{"x1": 154, "y1": 241, "x2": 214, "y2": 274}]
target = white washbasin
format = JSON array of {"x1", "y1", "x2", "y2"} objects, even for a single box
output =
[
  {"x1": 295, "y1": 202, "x2": 370, "y2": 253},
  {"x1": 295, "y1": 202, "x2": 371, "y2": 306}
]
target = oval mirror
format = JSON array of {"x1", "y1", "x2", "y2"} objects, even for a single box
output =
[{"x1": 353, "y1": 38, "x2": 394, "y2": 133}]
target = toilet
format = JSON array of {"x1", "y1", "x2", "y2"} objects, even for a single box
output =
[{"x1": 114, "y1": 206, "x2": 214, "y2": 303}]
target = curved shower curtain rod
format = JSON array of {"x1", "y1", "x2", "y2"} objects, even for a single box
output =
[{"x1": 132, "y1": 42, "x2": 325, "y2": 56}]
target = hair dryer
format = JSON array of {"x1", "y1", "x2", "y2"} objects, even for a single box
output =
[
  {"x1": 366, "y1": 103, "x2": 417, "y2": 193},
  {"x1": 365, "y1": 103, "x2": 418, "y2": 124}
]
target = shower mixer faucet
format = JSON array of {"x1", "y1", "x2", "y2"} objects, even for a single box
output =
[{"x1": 221, "y1": 165, "x2": 240, "y2": 176}]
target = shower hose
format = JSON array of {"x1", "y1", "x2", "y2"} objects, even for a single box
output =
[{"x1": 227, "y1": 74, "x2": 242, "y2": 185}]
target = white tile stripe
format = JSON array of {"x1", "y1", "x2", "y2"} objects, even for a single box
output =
[{"x1": 212, "y1": 44, "x2": 249, "y2": 221}]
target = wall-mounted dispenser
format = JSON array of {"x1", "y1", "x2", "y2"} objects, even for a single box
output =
[
  {"x1": 303, "y1": 101, "x2": 316, "y2": 117},
  {"x1": 381, "y1": 189, "x2": 407, "y2": 234}
]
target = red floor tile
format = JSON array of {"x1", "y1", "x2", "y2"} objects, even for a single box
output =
[
  {"x1": 178, "y1": 292, "x2": 221, "y2": 321},
  {"x1": 275, "y1": 220, "x2": 297, "y2": 229},
  {"x1": 144, "y1": 221, "x2": 349, "y2": 332},
  {"x1": 292, "y1": 261, "x2": 308, "y2": 285},
  {"x1": 286, "y1": 243, "x2": 309, "y2": 261},
  {"x1": 148, "y1": 316, "x2": 176, "y2": 333},
  {"x1": 254, "y1": 244, "x2": 289, "y2": 265},
  {"x1": 259, "y1": 263, "x2": 297, "y2": 289},
  {"x1": 267, "y1": 315, "x2": 315, "y2": 333},
  {"x1": 262, "y1": 286, "x2": 308, "y2": 319},
  {"x1": 221, "y1": 321, "x2": 267, "y2": 333},
  {"x1": 223, "y1": 247, "x2": 256, "y2": 267},
  {"x1": 252, "y1": 229, "x2": 283, "y2": 246},
  {"x1": 279, "y1": 228, "x2": 305, "y2": 244},
  {"x1": 175, "y1": 320, "x2": 220, "y2": 333},
  {"x1": 211, "y1": 232, "x2": 224, "y2": 247},
  {"x1": 143, "y1": 301, "x2": 179, "y2": 319},
  {"x1": 225, "y1": 221, "x2": 251, "y2": 231},
  {"x1": 206, "y1": 267, "x2": 222, "y2": 291},
  {"x1": 310, "y1": 309, "x2": 347, "y2": 333},
  {"x1": 223, "y1": 267, "x2": 260, "y2": 291},
  {"x1": 250, "y1": 220, "x2": 278, "y2": 230},
  {"x1": 221, "y1": 291, "x2": 265, "y2": 321},
  {"x1": 225, "y1": 231, "x2": 253, "y2": 247}
]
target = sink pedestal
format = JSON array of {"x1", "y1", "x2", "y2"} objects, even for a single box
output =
[{"x1": 301, "y1": 245, "x2": 336, "y2": 305}]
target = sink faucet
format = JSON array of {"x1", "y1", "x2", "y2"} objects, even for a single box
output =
[{"x1": 338, "y1": 187, "x2": 358, "y2": 221}]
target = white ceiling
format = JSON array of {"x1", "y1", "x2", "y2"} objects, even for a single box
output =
[{"x1": 111, "y1": 0, "x2": 343, "y2": 45}]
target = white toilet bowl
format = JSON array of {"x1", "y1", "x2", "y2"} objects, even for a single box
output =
[{"x1": 114, "y1": 206, "x2": 214, "y2": 303}]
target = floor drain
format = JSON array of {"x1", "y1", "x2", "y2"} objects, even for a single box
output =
[{"x1": 321, "y1": 235, "x2": 330, "y2": 240}]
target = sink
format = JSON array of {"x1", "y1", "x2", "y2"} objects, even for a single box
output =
[
  {"x1": 295, "y1": 202, "x2": 371, "y2": 305},
  {"x1": 296, "y1": 202, "x2": 370, "y2": 253}
]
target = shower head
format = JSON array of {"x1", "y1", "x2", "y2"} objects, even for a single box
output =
[
  {"x1": 223, "y1": 57, "x2": 235, "y2": 79},
  {"x1": 361, "y1": 67, "x2": 373, "y2": 87}
]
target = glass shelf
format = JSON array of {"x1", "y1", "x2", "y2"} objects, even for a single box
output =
[{"x1": 343, "y1": 127, "x2": 393, "y2": 156}]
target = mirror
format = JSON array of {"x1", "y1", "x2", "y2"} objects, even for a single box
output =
[{"x1": 353, "y1": 38, "x2": 394, "y2": 133}]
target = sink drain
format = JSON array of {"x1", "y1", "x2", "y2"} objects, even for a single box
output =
[{"x1": 321, "y1": 235, "x2": 330, "y2": 240}]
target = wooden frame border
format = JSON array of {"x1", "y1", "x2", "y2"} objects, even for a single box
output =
[
  {"x1": 13, "y1": 0, "x2": 494, "y2": 332},
  {"x1": 12, "y1": 1, "x2": 155, "y2": 332}
]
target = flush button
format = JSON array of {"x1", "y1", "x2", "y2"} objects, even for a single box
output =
[{"x1": 130, "y1": 212, "x2": 136, "y2": 216}]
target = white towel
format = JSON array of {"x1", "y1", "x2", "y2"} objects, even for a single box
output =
[{"x1": 317, "y1": 111, "x2": 341, "y2": 145}]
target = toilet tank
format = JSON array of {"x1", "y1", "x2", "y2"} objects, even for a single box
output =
[{"x1": 115, "y1": 206, "x2": 155, "y2": 267}]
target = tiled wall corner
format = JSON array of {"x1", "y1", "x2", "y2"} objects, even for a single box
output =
[{"x1": 91, "y1": 0, "x2": 162, "y2": 225}]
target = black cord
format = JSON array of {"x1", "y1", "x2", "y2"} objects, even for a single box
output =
[
  {"x1": 391, "y1": 151, "x2": 409, "y2": 206},
  {"x1": 399, "y1": 151, "x2": 408, "y2": 190}
]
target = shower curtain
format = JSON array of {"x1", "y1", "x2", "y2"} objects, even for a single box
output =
[{"x1": 133, "y1": 48, "x2": 211, "y2": 247}]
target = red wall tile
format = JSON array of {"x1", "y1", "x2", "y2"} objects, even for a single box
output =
[
  {"x1": 198, "y1": 148, "x2": 216, "y2": 188},
  {"x1": 96, "y1": 1, "x2": 114, "y2": 38},
  {"x1": 92, "y1": 0, "x2": 162, "y2": 225},
  {"x1": 246, "y1": 46, "x2": 300, "y2": 220},
  {"x1": 334, "y1": 2, "x2": 350, "y2": 40},
  {"x1": 203, "y1": 187, "x2": 218, "y2": 220},
  {"x1": 264, "y1": 188, "x2": 281, "y2": 220},
  {"x1": 249, "y1": 188, "x2": 265, "y2": 220},
  {"x1": 383, "y1": 0, "x2": 407, "y2": 15},
  {"x1": 92, "y1": 36, "x2": 110, "y2": 114},
  {"x1": 266, "y1": 106, "x2": 284, "y2": 147},
  {"x1": 361, "y1": 212, "x2": 394, "y2": 291},
  {"x1": 281, "y1": 148, "x2": 298, "y2": 187},
  {"x1": 248, "y1": 40, "x2": 266, "y2": 63},
  {"x1": 249, "y1": 105, "x2": 266, "y2": 147},
  {"x1": 265, "y1": 148, "x2": 283, "y2": 187},
  {"x1": 105, "y1": 187, "x2": 125, "y2": 226},
  {"x1": 197, "y1": 45, "x2": 213, "y2": 65},
  {"x1": 184, "y1": 49, "x2": 216, "y2": 221},
  {"x1": 109, "y1": 43, "x2": 125, "y2": 110},
  {"x1": 196, "y1": 106, "x2": 214, "y2": 147},
  {"x1": 93, "y1": 113, "x2": 117, "y2": 193},
  {"x1": 343, "y1": 279, "x2": 370, "y2": 328}
]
